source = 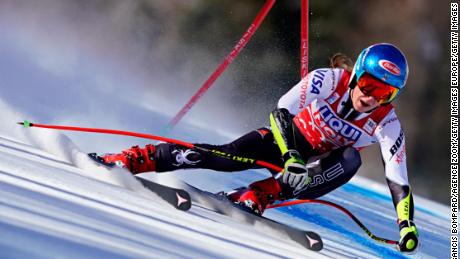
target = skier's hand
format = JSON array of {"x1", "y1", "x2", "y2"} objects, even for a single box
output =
[
  {"x1": 397, "y1": 220, "x2": 419, "y2": 253},
  {"x1": 281, "y1": 150, "x2": 310, "y2": 194}
]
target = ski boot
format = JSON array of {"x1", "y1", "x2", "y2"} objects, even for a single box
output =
[
  {"x1": 226, "y1": 177, "x2": 283, "y2": 216},
  {"x1": 89, "y1": 144, "x2": 156, "y2": 174}
]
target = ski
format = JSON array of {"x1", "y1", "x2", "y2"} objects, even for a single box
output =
[
  {"x1": 177, "y1": 181, "x2": 323, "y2": 252},
  {"x1": 88, "y1": 153, "x2": 191, "y2": 211},
  {"x1": 134, "y1": 176, "x2": 192, "y2": 211}
]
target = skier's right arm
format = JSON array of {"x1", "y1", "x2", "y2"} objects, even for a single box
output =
[
  {"x1": 270, "y1": 108, "x2": 309, "y2": 194},
  {"x1": 277, "y1": 68, "x2": 342, "y2": 115},
  {"x1": 272, "y1": 68, "x2": 341, "y2": 193},
  {"x1": 273, "y1": 69, "x2": 336, "y2": 155}
]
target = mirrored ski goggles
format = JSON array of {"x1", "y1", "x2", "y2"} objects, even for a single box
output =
[{"x1": 357, "y1": 73, "x2": 399, "y2": 104}]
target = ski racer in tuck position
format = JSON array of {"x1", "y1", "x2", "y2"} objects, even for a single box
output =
[{"x1": 94, "y1": 43, "x2": 419, "y2": 252}]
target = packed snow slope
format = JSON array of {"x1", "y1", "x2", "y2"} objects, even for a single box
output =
[
  {"x1": 0, "y1": 133, "x2": 322, "y2": 258},
  {"x1": 0, "y1": 117, "x2": 449, "y2": 259}
]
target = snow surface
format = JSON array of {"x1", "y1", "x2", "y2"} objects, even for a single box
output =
[{"x1": 0, "y1": 119, "x2": 449, "y2": 258}]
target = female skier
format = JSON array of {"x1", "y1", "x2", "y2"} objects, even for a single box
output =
[{"x1": 94, "y1": 43, "x2": 418, "y2": 252}]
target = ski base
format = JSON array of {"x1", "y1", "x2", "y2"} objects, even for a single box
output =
[
  {"x1": 134, "y1": 176, "x2": 191, "y2": 211},
  {"x1": 177, "y1": 181, "x2": 323, "y2": 251}
]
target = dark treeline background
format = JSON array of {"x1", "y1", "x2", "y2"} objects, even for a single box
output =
[
  {"x1": 167, "y1": 0, "x2": 448, "y2": 203},
  {"x1": 2, "y1": 0, "x2": 449, "y2": 203}
]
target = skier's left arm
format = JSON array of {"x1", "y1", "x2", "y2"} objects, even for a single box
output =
[{"x1": 375, "y1": 113, "x2": 419, "y2": 252}]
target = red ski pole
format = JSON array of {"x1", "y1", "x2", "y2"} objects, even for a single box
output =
[
  {"x1": 18, "y1": 120, "x2": 283, "y2": 172},
  {"x1": 166, "y1": 0, "x2": 276, "y2": 132},
  {"x1": 267, "y1": 199, "x2": 398, "y2": 245},
  {"x1": 19, "y1": 120, "x2": 398, "y2": 246}
]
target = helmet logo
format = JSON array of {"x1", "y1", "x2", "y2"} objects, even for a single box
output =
[{"x1": 378, "y1": 60, "x2": 401, "y2": 76}]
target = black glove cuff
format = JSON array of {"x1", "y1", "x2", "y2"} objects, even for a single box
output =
[
  {"x1": 399, "y1": 220, "x2": 415, "y2": 230},
  {"x1": 282, "y1": 150, "x2": 302, "y2": 162}
]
